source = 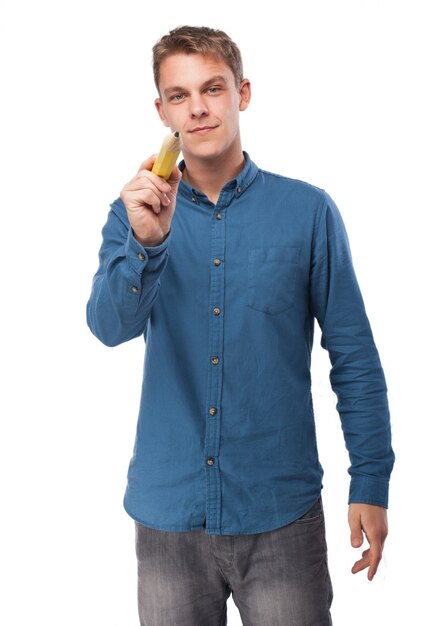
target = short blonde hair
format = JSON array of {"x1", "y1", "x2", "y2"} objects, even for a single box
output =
[{"x1": 153, "y1": 25, "x2": 244, "y2": 94}]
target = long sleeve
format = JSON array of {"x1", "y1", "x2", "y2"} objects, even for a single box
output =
[
  {"x1": 87, "y1": 156, "x2": 394, "y2": 534},
  {"x1": 86, "y1": 197, "x2": 171, "y2": 347},
  {"x1": 310, "y1": 192, "x2": 395, "y2": 507}
]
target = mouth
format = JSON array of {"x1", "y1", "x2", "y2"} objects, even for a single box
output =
[{"x1": 188, "y1": 125, "x2": 218, "y2": 135}]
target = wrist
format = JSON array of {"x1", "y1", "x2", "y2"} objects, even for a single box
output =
[{"x1": 134, "y1": 230, "x2": 170, "y2": 248}]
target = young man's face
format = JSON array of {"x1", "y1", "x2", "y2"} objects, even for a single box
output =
[{"x1": 155, "y1": 53, "x2": 251, "y2": 164}]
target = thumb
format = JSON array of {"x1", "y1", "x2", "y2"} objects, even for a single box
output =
[{"x1": 349, "y1": 509, "x2": 364, "y2": 548}]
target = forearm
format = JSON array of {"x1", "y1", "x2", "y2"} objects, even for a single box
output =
[
  {"x1": 86, "y1": 199, "x2": 171, "y2": 347},
  {"x1": 311, "y1": 192, "x2": 395, "y2": 506},
  {"x1": 325, "y1": 312, "x2": 394, "y2": 506}
]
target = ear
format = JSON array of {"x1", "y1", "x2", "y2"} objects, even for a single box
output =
[
  {"x1": 154, "y1": 98, "x2": 170, "y2": 127},
  {"x1": 239, "y1": 79, "x2": 251, "y2": 112}
]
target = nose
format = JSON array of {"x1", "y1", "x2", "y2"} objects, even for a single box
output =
[{"x1": 190, "y1": 94, "x2": 209, "y2": 118}]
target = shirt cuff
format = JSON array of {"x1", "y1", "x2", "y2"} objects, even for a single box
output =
[
  {"x1": 125, "y1": 228, "x2": 171, "y2": 275},
  {"x1": 348, "y1": 475, "x2": 390, "y2": 509}
]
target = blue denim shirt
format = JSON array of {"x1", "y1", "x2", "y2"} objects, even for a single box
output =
[{"x1": 87, "y1": 153, "x2": 394, "y2": 535}]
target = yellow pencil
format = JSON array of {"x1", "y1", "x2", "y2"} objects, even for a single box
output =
[{"x1": 151, "y1": 131, "x2": 182, "y2": 180}]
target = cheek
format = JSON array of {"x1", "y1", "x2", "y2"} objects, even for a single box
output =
[
  {"x1": 165, "y1": 110, "x2": 184, "y2": 130},
  {"x1": 224, "y1": 107, "x2": 240, "y2": 132},
  {"x1": 224, "y1": 96, "x2": 241, "y2": 124}
]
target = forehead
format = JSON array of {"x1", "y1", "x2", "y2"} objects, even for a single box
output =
[{"x1": 158, "y1": 53, "x2": 235, "y2": 92}]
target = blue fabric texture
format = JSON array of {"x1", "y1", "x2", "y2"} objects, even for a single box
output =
[{"x1": 86, "y1": 153, "x2": 395, "y2": 535}]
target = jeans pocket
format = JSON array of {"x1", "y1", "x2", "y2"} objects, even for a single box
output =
[{"x1": 247, "y1": 246, "x2": 300, "y2": 315}]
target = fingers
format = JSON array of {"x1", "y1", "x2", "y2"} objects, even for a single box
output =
[
  {"x1": 131, "y1": 190, "x2": 168, "y2": 215},
  {"x1": 122, "y1": 187, "x2": 168, "y2": 215},
  {"x1": 137, "y1": 155, "x2": 157, "y2": 173},
  {"x1": 132, "y1": 154, "x2": 181, "y2": 200},
  {"x1": 132, "y1": 169, "x2": 172, "y2": 195},
  {"x1": 351, "y1": 548, "x2": 370, "y2": 575},
  {"x1": 348, "y1": 503, "x2": 388, "y2": 581},
  {"x1": 368, "y1": 544, "x2": 383, "y2": 581},
  {"x1": 351, "y1": 545, "x2": 382, "y2": 581},
  {"x1": 137, "y1": 156, "x2": 181, "y2": 189},
  {"x1": 122, "y1": 169, "x2": 172, "y2": 215},
  {"x1": 350, "y1": 530, "x2": 364, "y2": 548},
  {"x1": 135, "y1": 154, "x2": 173, "y2": 198},
  {"x1": 363, "y1": 525, "x2": 385, "y2": 581},
  {"x1": 120, "y1": 154, "x2": 179, "y2": 246},
  {"x1": 348, "y1": 508, "x2": 364, "y2": 549}
]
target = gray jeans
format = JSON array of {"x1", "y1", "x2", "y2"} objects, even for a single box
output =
[{"x1": 135, "y1": 497, "x2": 333, "y2": 626}]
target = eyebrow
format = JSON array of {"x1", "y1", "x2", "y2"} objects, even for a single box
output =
[{"x1": 163, "y1": 75, "x2": 228, "y2": 97}]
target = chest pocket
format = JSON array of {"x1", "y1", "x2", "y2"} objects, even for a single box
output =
[{"x1": 247, "y1": 246, "x2": 300, "y2": 315}]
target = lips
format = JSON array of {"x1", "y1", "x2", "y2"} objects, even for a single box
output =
[{"x1": 188, "y1": 125, "x2": 218, "y2": 134}]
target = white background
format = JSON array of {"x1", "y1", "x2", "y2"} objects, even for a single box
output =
[{"x1": 0, "y1": 0, "x2": 436, "y2": 624}]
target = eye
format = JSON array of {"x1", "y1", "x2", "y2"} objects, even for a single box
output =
[
  {"x1": 170, "y1": 93, "x2": 186, "y2": 102},
  {"x1": 207, "y1": 86, "x2": 221, "y2": 94}
]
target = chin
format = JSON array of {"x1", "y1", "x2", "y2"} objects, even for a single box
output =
[
  {"x1": 186, "y1": 147, "x2": 218, "y2": 161},
  {"x1": 189, "y1": 141, "x2": 231, "y2": 161}
]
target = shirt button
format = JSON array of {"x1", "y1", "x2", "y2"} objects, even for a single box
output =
[
  {"x1": 209, "y1": 407, "x2": 217, "y2": 415},
  {"x1": 213, "y1": 258, "x2": 221, "y2": 266},
  {"x1": 237, "y1": 186, "x2": 241, "y2": 193},
  {"x1": 213, "y1": 307, "x2": 221, "y2": 316},
  {"x1": 191, "y1": 196, "x2": 197, "y2": 202},
  {"x1": 138, "y1": 252, "x2": 145, "y2": 261},
  {"x1": 207, "y1": 458, "x2": 215, "y2": 466},
  {"x1": 131, "y1": 286, "x2": 139, "y2": 293},
  {"x1": 211, "y1": 357, "x2": 220, "y2": 365},
  {"x1": 215, "y1": 212, "x2": 222, "y2": 220}
]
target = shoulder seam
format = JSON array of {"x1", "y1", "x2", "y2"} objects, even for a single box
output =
[{"x1": 257, "y1": 168, "x2": 326, "y2": 194}]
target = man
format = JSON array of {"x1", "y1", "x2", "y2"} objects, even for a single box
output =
[{"x1": 87, "y1": 25, "x2": 395, "y2": 626}]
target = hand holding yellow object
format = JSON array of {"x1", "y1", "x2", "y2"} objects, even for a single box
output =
[{"x1": 151, "y1": 131, "x2": 182, "y2": 180}]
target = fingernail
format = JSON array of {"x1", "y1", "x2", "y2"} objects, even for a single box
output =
[
  {"x1": 352, "y1": 539, "x2": 361, "y2": 547},
  {"x1": 163, "y1": 194, "x2": 170, "y2": 205}
]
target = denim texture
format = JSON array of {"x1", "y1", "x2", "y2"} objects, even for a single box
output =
[{"x1": 136, "y1": 497, "x2": 333, "y2": 626}]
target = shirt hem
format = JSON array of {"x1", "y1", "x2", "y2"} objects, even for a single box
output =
[
  {"x1": 124, "y1": 497, "x2": 321, "y2": 535},
  {"x1": 124, "y1": 500, "x2": 204, "y2": 532}
]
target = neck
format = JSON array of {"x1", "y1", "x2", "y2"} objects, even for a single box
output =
[{"x1": 182, "y1": 146, "x2": 246, "y2": 205}]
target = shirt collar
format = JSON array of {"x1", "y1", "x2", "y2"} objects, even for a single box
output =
[{"x1": 177, "y1": 151, "x2": 258, "y2": 202}]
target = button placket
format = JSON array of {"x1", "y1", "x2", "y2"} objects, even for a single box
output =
[{"x1": 203, "y1": 204, "x2": 226, "y2": 533}]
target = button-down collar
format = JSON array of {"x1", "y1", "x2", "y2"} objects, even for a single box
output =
[{"x1": 177, "y1": 151, "x2": 258, "y2": 206}]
